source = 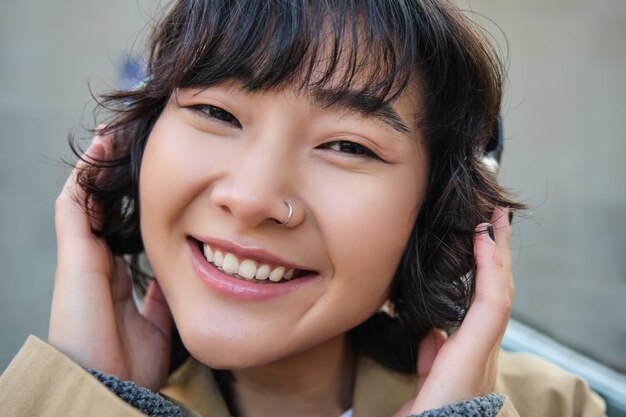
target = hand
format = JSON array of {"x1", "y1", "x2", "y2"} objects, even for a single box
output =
[
  {"x1": 48, "y1": 132, "x2": 174, "y2": 391},
  {"x1": 394, "y1": 207, "x2": 513, "y2": 416}
]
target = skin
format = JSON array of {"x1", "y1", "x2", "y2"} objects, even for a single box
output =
[
  {"x1": 49, "y1": 81, "x2": 513, "y2": 417},
  {"x1": 140, "y1": 84, "x2": 426, "y2": 368}
]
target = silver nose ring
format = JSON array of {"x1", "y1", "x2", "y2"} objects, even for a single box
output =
[{"x1": 276, "y1": 201, "x2": 293, "y2": 226}]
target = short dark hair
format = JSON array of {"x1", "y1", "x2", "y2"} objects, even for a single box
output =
[{"x1": 75, "y1": 0, "x2": 523, "y2": 374}]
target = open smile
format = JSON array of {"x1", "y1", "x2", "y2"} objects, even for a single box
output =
[{"x1": 188, "y1": 237, "x2": 319, "y2": 299}]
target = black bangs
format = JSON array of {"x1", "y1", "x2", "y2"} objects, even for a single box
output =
[{"x1": 148, "y1": 0, "x2": 424, "y2": 110}]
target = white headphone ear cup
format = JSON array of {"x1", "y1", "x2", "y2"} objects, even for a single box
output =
[
  {"x1": 481, "y1": 153, "x2": 500, "y2": 174},
  {"x1": 481, "y1": 115, "x2": 503, "y2": 175}
]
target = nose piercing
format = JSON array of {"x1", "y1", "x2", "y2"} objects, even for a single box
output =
[{"x1": 276, "y1": 201, "x2": 293, "y2": 226}]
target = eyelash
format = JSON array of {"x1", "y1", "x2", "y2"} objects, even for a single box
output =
[
  {"x1": 186, "y1": 104, "x2": 242, "y2": 128},
  {"x1": 185, "y1": 104, "x2": 383, "y2": 161},
  {"x1": 318, "y1": 141, "x2": 382, "y2": 161}
]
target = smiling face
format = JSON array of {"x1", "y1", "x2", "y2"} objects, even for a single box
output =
[{"x1": 138, "y1": 82, "x2": 428, "y2": 369}]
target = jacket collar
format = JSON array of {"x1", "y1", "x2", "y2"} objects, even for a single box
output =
[
  {"x1": 161, "y1": 354, "x2": 416, "y2": 417},
  {"x1": 352, "y1": 355, "x2": 416, "y2": 417}
]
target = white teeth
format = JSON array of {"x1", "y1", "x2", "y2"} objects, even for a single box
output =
[
  {"x1": 256, "y1": 264, "x2": 271, "y2": 280},
  {"x1": 201, "y1": 243, "x2": 299, "y2": 283},
  {"x1": 269, "y1": 266, "x2": 285, "y2": 282},
  {"x1": 203, "y1": 244, "x2": 214, "y2": 262},
  {"x1": 238, "y1": 259, "x2": 257, "y2": 279},
  {"x1": 285, "y1": 269, "x2": 294, "y2": 280},
  {"x1": 222, "y1": 253, "x2": 239, "y2": 274},
  {"x1": 213, "y1": 250, "x2": 224, "y2": 267}
]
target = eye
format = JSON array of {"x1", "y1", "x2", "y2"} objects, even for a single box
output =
[
  {"x1": 187, "y1": 104, "x2": 242, "y2": 128},
  {"x1": 320, "y1": 141, "x2": 382, "y2": 161}
]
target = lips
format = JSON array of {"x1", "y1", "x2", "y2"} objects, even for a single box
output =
[
  {"x1": 191, "y1": 237, "x2": 313, "y2": 284},
  {"x1": 188, "y1": 236, "x2": 320, "y2": 301}
]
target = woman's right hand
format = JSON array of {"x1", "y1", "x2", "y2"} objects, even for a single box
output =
[{"x1": 48, "y1": 132, "x2": 174, "y2": 391}]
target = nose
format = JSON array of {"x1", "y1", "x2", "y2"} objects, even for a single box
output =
[{"x1": 210, "y1": 143, "x2": 303, "y2": 228}]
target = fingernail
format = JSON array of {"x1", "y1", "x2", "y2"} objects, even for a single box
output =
[{"x1": 487, "y1": 224, "x2": 495, "y2": 241}]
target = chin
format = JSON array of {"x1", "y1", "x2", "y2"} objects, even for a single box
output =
[{"x1": 177, "y1": 325, "x2": 287, "y2": 370}]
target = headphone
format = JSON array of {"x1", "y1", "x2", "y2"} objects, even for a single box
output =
[{"x1": 481, "y1": 115, "x2": 503, "y2": 174}]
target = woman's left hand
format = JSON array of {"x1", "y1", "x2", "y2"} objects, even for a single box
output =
[{"x1": 394, "y1": 207, "x2": 513, "y2": 416}]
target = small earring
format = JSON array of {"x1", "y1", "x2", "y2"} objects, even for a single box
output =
[{"x1": 275, "y1": 201, "x2": 293, "y2": 227}]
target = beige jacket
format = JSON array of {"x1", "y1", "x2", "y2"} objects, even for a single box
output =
[{"x1": 0, "y1": 336, "x2": 606, "y2": 416}]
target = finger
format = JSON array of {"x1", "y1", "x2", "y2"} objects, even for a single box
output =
[
  {"x1": 491, "y1": 206, "x2": 511, "y2": 253},
  {"x1": 85, "y1": 129, "x2": 114, "y2": 232},
  {"x1": 491, "y1": 207, "x2": 514, "y2": 347},
  {"x1": 55, "y1": 132, "x2": 115, "y2": 255},
  {"x1": 110, "y1": 257, "x2": 133, "y2": 299},
  {"x1": 453, "y1": 210, "x2": 513, "y2": 357},
  {"x1": 416, "y1": 329, "x2": 448, "y2": 391},
  {"x1": 417, "y1": 329, "x2": 447, "y2": 378},
  {"x1": 141, "y1": 279, "x2": 174, "y2": 339},
  {"x1": 491, "y1": 207, "x2": 513, "y2": 298},
  {"x1": 55, "y1": 136, "x2": 105, "y2": 247}
]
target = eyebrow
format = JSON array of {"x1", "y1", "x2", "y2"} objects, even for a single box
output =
[{"x1": 311, "y1": 89, "x2": 412, "y2": 137}]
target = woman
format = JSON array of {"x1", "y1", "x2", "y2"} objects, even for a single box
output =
[{"x1": 0, "y1": 1, "x2": 605, "y2": 416}]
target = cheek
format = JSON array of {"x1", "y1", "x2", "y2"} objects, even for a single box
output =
[
  {"x1": 139, "y1": 122, "x2": 182, "y2": 258},
  {"x1": 138, "y1": 114, "x2": 214, "y2": 286},
  {"x1": 310, "y1": 166, "x2": 425, "y2": 308},
  {"x1": 140, "y1": 125, "x2": 194, "y2": 220},
  {"x1": 138, "y1": 113, "x2": 225, "y2": 244}
]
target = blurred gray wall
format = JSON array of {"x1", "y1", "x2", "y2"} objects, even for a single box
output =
[
  {"x1": 1, "y1": 0, "x2": 625, "y2": 373},
  {"x1": 0, "y1": 0, "x2": 157, "y2": 369},
  {"x1": 467, "y1": 0, "x2": 626, "y2": 372}
]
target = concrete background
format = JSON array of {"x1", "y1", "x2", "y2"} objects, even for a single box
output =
[{"x1": 1, "y1": 0, "x2": 625, "y2": 373}]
